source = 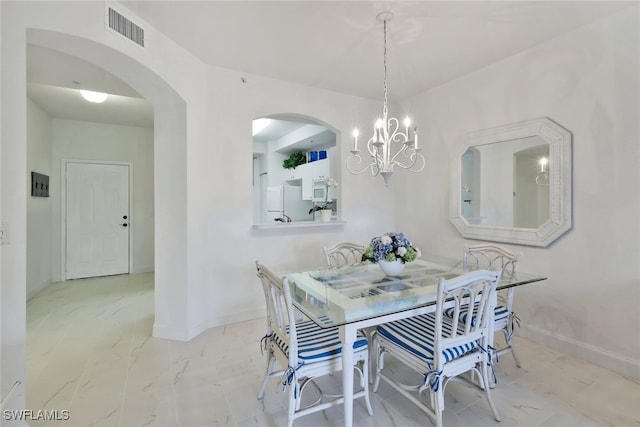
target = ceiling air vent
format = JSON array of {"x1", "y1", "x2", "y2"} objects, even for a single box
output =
[{"x1": 108, "y1": 7, "x2": 144, "y2": 47}]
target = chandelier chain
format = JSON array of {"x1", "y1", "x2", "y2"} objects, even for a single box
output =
[{"x1": 383, "y1": 18, "x2": 388, "y2": 117}]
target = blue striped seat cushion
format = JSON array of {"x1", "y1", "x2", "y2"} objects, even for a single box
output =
[
  {"x1": 376, "y1": 314, "x2": 477, "y2": 364},
  {"x1": 443, "y1": 304, "x2": 510, "y2": 325},
  {"x1": 494, "y1": 305, "x2": 510, "y2": 325},
  {"x1": 273, "y1": 321, "x2": 368, "y2": 363}
]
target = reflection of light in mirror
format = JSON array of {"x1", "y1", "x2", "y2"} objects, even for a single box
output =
[
  {"x1": 536, "y1": 156, "x2": 549, "y2": 186},
  {"x1": 252, "y1": 118, "x2": 271, "y2": 135},
  {"x1": 539, "y1": 156, "x2": 548, "y2": 172},
  {"x1": 460, "y1": 138, "x2": 551, "y2": 228}
]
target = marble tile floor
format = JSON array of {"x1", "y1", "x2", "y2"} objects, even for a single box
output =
[{"x1": 26, "y1": 273, "x2": 639, "y2": 427}]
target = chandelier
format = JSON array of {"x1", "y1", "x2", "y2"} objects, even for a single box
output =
[{"x1": 347, "y1": 12, "x2": 425, "y2": 186}]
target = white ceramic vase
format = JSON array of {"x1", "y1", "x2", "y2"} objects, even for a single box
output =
[
  {"x1": 378, "y1": 259, "x2": 405, "y2": 276},
  {"x1": 320, "y1": 209, "x2": 332, "y2": 222}
]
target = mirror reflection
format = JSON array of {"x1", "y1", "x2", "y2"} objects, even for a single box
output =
[
  {"x1": 450, "y1": 117, "x2": 572, "y2": 247},
  {"x1": 461, "y1": 136, "x2": 550, "y2": 228},
  {"x1": 252, "y1": 115, "x2": 337, "y2": 225}
]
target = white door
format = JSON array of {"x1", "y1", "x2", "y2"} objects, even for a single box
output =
[{"x1": 65, "y1": 162, "x2": 130, "y2": 279}]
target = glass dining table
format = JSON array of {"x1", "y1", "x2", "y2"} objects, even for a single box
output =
[{"x1": 286, "y1": 254, "x2": 547, "y2": 427}]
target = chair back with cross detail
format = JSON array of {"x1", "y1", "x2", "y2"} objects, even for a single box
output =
[
  {"x1": 323, "y1": 242, "x2": 365, "y2": 267},
  {"x1": 463, "y1": 244, "x2": 522, "y2": 367}
]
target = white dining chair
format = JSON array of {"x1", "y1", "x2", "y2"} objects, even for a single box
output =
[
  {"x1": 373, "y1": 269, "x2": 502, "y2": 427},
  {"x1": 323, "y1": 242, "x2": 365, "y2": 268},
  {"x1": 255, "y1": 262, "x2": 373, "y2": 427},
  {"x1": 323, "y1": 241, "x2": 380, "y2": 381},
  {"x1": 462, "y1": 244, "x2": 522, "y2": 367}
]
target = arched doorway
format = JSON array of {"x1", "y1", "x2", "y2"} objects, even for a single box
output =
[{"x1": 24, "y1": 28, "x2": 190, "y2": 338}]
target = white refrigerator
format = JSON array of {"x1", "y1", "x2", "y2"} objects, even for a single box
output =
[{"x1": 264, "y1": 185, "x2": 311, "y2": 223}]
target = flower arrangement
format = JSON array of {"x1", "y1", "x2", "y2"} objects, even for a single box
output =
[
  {"x1": 309, "y1": 177, "x2": 338, "y2": 214},
  {"x1": 362, "y1": 232, "x2": 421, "y2": 264}
]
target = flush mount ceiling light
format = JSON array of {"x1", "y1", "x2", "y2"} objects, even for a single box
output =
[
  {"x1": 347, "y1": 11, "x2": 425, "y2": 186},
  {"x1": 80, "y1": 90, "x2": 108, "y2": 104}
]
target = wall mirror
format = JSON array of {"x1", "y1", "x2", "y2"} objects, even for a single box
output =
[
  {"x1": 252, "y1": 114, "x2": 338, "y2": 225},
  {"x1": 450, "y1": 117, "x2": 572, "y2": 247}
]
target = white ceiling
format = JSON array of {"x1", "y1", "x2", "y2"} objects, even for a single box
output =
[
  {"x1": 121, "y1": 0, "x2": 631, "y2": 100},
  {"x1": 26, "y1": 1, "x2": 632, "y2": 130},
  {"x1": 253, "y1": 116, "x2": 319, "y2": 144},
  {"x1": 27, "y1": 45, "x2": 154, "y2": 128}
]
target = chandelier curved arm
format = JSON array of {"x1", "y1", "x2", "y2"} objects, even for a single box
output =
[
  {"x1": 535, "y1": 172, "x2": 549, "y2": 186},
  {"x1": 346, "y1": 150, "x2": 378, "y2": 175},
  {"x1": 388, "y1": 144, "x2": 425, "y2": 172},
  {"x1": 404, "y1": 149, "x2": 426, "y2": 172},
  {"x1": 386, "y1": 119, "x2": 425, "y2": 173}
]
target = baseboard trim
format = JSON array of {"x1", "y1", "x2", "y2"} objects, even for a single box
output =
[
  {"x1": 130, "y1": 265, "x2": 154, "y2": 274},
  {"x1": 152, "y1": 319, "x2": 208, "y2": 342},
  {"x1": 186, "y1": 320, "x2": 209, "y2": 341},
  {"x1": 520, "y1": 325, "x2": 640, "y2": 381},
  {"x1": 26, "y1": 279, "x2": 51, "y2": 301},
  {"x1": 152, "y1": 322, "x2": 189, "y2": 341}
]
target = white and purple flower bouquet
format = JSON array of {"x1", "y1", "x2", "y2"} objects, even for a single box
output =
[{"x1": 362, "y1": 232, "x2": 421, "y2": 264}]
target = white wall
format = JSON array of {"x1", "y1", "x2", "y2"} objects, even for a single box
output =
[
  {"x1": 476, "y1": 136, "x2": 544, "y2": 227},
  {"x1": 1, "y1": 2, "x2": 28, "y2": 419},
  {"x1": 190, "y1": 65, "x2": 395, "y2": 328},
  {"x1": 26, "y1": 99, "x2": 52, "y2": 299},
  {"x1": 2, "y1": 2, "x2": 635, "y2": 419},
  {"x1": 1, "y1": 1, "x2": 394, "y2": 418},
  {"x1": 26, "y1": 106, "x2": 155, "y2": 297},
  {"x1": 50, "y1": 119, "x2": 155, "y2": 280},
  {"x1": 397, "y1": 6, "x2": 640, "y2": 379}
]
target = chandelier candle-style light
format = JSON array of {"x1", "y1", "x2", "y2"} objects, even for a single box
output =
[{"x1": 347, "y1": 11, "x2": 425, "y2": 186}]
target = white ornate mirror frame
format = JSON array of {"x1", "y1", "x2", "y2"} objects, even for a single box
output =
[{"x1": 450, "y1": 117, "x2": 572, "y2": 247}]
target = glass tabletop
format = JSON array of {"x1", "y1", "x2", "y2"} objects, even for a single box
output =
[{"x1": 286, "y1": 255, "x2": 546, "y2": 328}]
